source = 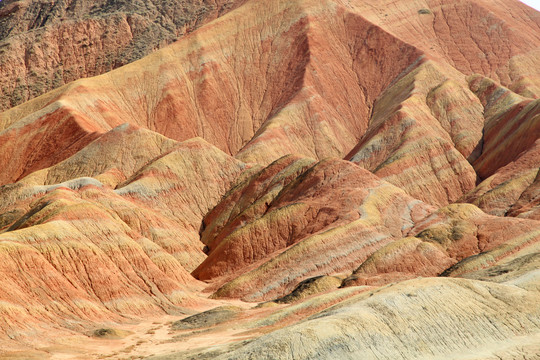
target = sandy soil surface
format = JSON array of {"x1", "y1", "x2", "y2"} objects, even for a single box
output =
[{"x1": 0, "y1": 298, "x2": 269, "y2": 360}]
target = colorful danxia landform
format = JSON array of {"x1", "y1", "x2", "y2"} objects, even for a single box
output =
[{"x1": 0, "y1": 0, "x2": 539, "y2": 359}]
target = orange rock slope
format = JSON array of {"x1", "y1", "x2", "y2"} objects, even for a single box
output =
[{"x1": 0, "y1": 0, "x2": 539, "y2": 357}]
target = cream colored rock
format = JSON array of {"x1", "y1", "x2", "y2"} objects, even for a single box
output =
[{"x1": 216, "y1": 277, "x2": 540, "y2": 360}]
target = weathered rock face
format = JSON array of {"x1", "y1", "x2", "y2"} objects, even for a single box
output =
[
  {"x1": 460, "y1": 139, "x2": 540, "y2": 218},
  {"x1": 0, "y1": 0, "x2": 246, "y2": 110},
  {"x1": 346, "y1": 60, "x2": 482, "y2": 206},
  {"x1": 508, "y1": 167, "x2": 540, "y2": 220},
  {"x1": 1, "y1": 0, "x2": 427, "y2": 172},
  {"x1": 0, "y1": 133, "x2": 252, "y2": 338},
  {"x1": 468, "y1": 75, "x2": 540, "y2": 179},
  {"x1": 215, "y1": 277, "x2": 540, "y2": 360},
  {"x1": 194, "y1": 157, "x2": 435, "y2": 301},
  {"x1": 0, "y1": 0, "x2": 539, "y2": 357},
  {"x1": 2, "y1": 0, "x2": 538, "y2": 204},
  {"x1": 342, "y1": 203, "x2": 540, "y2": 287},
  {"x1": 351, "y1": 0, "x2": 540, "y2": 93}
]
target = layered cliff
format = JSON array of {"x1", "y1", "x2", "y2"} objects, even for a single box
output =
[{"x1": 0, "y1": 0, "x2": 539, "y2": 358}]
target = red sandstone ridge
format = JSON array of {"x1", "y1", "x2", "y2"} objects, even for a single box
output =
[
  {"x1": 194, "y1": 157, "x2": 436, "y2": 300},
  {"x1": 2, "y1": 0, "x2": 538, "y2": 193},
  {"x1": 0, "y1": 133, "x2": 253, "y2": 336},
  {"x1": 0, "y1": 0, "x2": 539, "y2": 358}
]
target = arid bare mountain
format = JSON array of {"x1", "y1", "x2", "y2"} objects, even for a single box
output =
[
  {"x1": 0, "y1": 0, "x2": 539, "y2": 359},
  {"x1": 0, "y1": 0, "x2": 246, "y2": 110}
]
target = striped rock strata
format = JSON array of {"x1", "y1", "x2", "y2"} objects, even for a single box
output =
[
  {"x1": 0, "y1": 0, "x2": 538, "y2": 357},
  {"x1": 0, "y1": 133, "x2": 251, "y2": 339}
]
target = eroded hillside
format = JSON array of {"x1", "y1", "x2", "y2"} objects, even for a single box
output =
[
  {"x1": 0, "y1": 0, "x2": 246, "y2": 110},
  {"x1": 0, "y1": 0, "x2": 539, "y2": 359}
]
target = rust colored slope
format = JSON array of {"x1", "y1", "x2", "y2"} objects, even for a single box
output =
[
  {"x1": 193, "y1": 157, "x2": 434, "y2": 301},
  {"x1": 196, "y1": 155, "x2": 540, "y2": 301},
  {"x1": 346, "y1": 61, "x2": 540, "y2": 209},
  {"x1": 200, "y1": 154, "x2": 315, "y2": 253},
  {"x1": 346, "y1": 0, "x2": 540, "y2": 94},
  {"x1": 19, "y1": 123, "x2": 178, "y2": 188},
  {"x1": 347, "y1": 60, "x2": 482, "y2": 206},
  {"x1": 0, "y1": 0, "x2": 418, "y2": 180},
  {"x1": 344, "y1": 203, "x2": 540, "y2": 286},
  {"x1": 0, "y1": 136, "x2": 252, "y2": 337},
  {"x1": 1, "y1": 0, "x2": 314, "y2": 146},
  {"x1": 0, "y1": 102, "x2": 105, "y2": 185},
  {"x1": 468, "y1": 75, "x2": 540, "y2": 179},
  {"x1": 454, "y1": 77, "x2": 540, "y2": 218},
  {"x1": 235, "y1": 3, "x2": 424, "y2": 164},
  {"x1": 0, "y1": 0, "x2": 314, "y2": 180},
  {"x1": 2, "y1": 0, "x2": 538, "y2": 183},
  {"x1": 460, "y1": 139, "x2": 540, "y2": 218},
  {"x1": 0, "y1": 184, "x2": 198, "y2": 338}
]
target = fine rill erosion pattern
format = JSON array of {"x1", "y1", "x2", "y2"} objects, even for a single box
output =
[
  {"x1": 0, "y1": 0, "x2": 539, "y2": 359},
  {"x1": 0, "y1": 0, "x2": 248, "y2": 110}
]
